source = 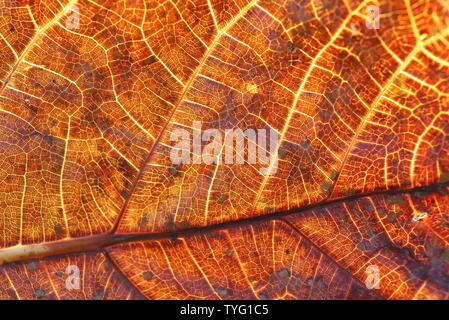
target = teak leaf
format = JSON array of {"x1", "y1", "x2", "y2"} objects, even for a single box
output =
[{"x1": 0, "y1": 0, "x2": 449, "y2": 300}]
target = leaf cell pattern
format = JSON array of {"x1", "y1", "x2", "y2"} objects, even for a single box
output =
[{"x1": 0, "y1": 0, "x2": 449, "y2": 300}]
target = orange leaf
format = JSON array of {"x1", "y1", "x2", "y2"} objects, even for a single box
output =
[{"x1": 0, "y1": 0, "x2": 448, "y2": 300}]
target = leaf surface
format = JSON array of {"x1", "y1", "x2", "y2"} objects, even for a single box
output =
[{"x1": 0, "y1": 0, "x2": 449, "y2": 300}]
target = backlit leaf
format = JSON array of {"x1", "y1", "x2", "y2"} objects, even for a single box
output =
[{"x1": 0, "y1": 0, "x2": 448, "y2": 300}]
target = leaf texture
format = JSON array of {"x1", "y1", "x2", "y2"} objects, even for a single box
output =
[{"x1": 0, "y1": 0, "x2": 449, "y2": 300}]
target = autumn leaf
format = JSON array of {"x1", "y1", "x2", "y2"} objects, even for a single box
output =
[{"x1": 0, "y1": 0, "x2": 449, "y2": 300}]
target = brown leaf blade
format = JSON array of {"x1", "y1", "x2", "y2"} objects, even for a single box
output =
[
  {"x1": 106, "y1": 185, "x2": 449, "y2": 300},
  {"x1": 0, "y1": 0, "x2": 448, "y2": 300}
]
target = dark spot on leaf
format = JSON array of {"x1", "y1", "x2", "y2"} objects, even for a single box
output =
[
  {"x1": 277, "y1": 268, "x2": 291, "y2": 279},
  {"x1": 440, "y1": 221, "x2": 449, "y2": 228},
  {"x1": 287, "y1": 42, "x2": 297, "y2": 53},
  {"x1": 120, "y1": 190, "x2": 129, "y2": 200},
  {"x1": 218, "y1": 194, "x2": 228, "y2": 204},
  {"x1": 44, "y1": 136, "x2": 54, "y2": 145},
  {"x1": 142, "y1": 272, "x2": 153, "y2": 281},
  {"x1": 330, "y1": 170, "x2": 338, "y2": 180},
  {"x1": 169, "y1": 167, "x2": 178, "y2": 177},
  {"x1": 442, "y1": 250, "x2": 449, "y2": 263},
  {"x1": 315, "y1": 276, "x2": 327, "y2": 290},
  {"x1": 137, "y1": 215, "x2": 148, "y2": 228},
  {"x1": 425, "y1": 242, "x2": 441, "y2": 258},
  {"x1": 300, "y1": 138, "x2": 312, "y2": 152},
  {"x1": 166, "y1": 221, "x2": 176, "y2": 232},
  {"x1": 412, "y1": 265, "x2": 428, "y2": 278},
  {"x1": 143, "y1": 56, "x2": 157, "y2": 65},
  {"x1": 54, "y1": 225, "x2": 64, "y2": 235},
  {"x1": 413, "y1": 191, "x2": 426, "y2": 198},
  {"x1": 278, "y1": 148, "x2": 288, "y2": 159},
  {"x1": 321, "y1": 181, "x2": 331, "y2": 193},
  {"x1": 440, "y1": 172, "x2": 449, "y2": 183},
  {"x1": 35, "y1": 289, "x2": 45, "y2": 298},
  {"x1": 214, "y1": 287, "x2": 230, "y2": 298},
  {"x1": 27, "y1": 262, "x2": 38, "y2": 271},
  {"x1": 388, "y1": 213, "x2": 397, "y2": 223},
  {"x1": 178, "y1": 221, "x2": 190, "y2": 230},
  {"x1": 320, "y1": 108, "x2": 333, "y2": 122},
  {"x1": 24, "y1": 102, "x2": 38, "y2": 114},
  {"x1": 343, "y1": 188, "x2": 356, "y2": 196},
  {"x1": 386, "y1": 195, "x2": 405, "y2": 204},
  {"x1": 95, "y1": 290, "x2": 105, "y2": 300},
  {"x1": 7, "y1": 289, "x2": 16, "y2": 298}
]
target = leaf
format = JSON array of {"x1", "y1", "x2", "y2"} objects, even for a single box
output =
[
  {"x1": 108, "y1": 185, "x2": 449, "y2": 300},
  {"x1": 0, "y1": 0, "x2": 449, "y2": 300},
  {"x1": 0, "y1": 252, "x2": 144, "y2": 300}
]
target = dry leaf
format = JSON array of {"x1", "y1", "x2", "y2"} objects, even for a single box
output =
[{"x1": 0, "y1": 0, "x2": 449, "y2": 300}]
